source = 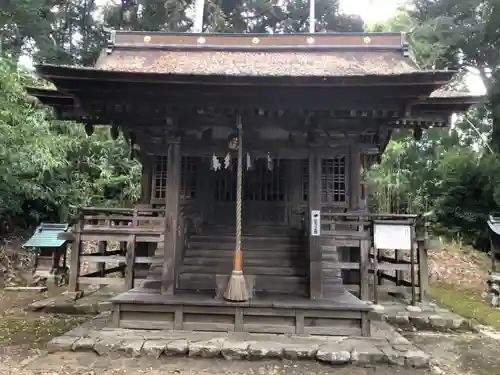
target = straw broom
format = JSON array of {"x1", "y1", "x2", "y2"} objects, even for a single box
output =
[{"x1": 224, "y1": 116, "x2": 249, "y2": 302}]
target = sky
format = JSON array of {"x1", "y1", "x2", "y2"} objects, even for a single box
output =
[{"x1": 339, "y1": 0, "x2": 407, "y2": 22}]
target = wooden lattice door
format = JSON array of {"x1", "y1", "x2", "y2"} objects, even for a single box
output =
[{"x1": 213, "y1": 158, "x2": 287, "y2": 224}]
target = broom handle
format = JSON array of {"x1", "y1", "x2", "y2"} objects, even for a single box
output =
[{"x1": 234, "y1": 115, "x2": 243, "y2": 272}]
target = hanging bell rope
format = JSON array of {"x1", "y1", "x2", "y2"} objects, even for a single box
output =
[{"x1": 224, "y1": 114, "x2": 249, "y2": 302}]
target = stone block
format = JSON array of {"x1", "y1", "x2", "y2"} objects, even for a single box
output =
[
  {"x1": 72, "y1": 337, "x2": 96, "y2": 352},
  {"x1": 428, "y1": 315, "x2": 449, "y2": 331},
  {"x1": 118, "y1": 339, "x2": 144, "y2": 357},
  {"x1": 221, "y1": 341, "x2": 250, "y2": 360},
  {"x1": 47, "y1": 335, "x2": 78, "y2": 353},
  {"x1": 389, "y1": 335, "x2": 411, "y2": 346},
  {"x1": 387, "y1": 314, "x2": 412, "y2": 330},
  {"x1": 405, "y1": 350, "x2": 430, "y2": 368},
  {"x1": 282, "y1": 343, "x2": 318, "y2": 360},
  {"x1": 62, "y1": 290, "x2": 84, "y2": 301},
  {"x1": 406, "y1": 305, "x2": 422, "y2": 313},
  {"x1": 380, "y1": 346, "x2": 405, "y2": 366},
  {"x1": 411, "y1": 315, "x2": 432, "y2": 331},
  {"x1": 188, "y1": 339, "x2": 224, "y2": 358},
  {"x1": 93, "y1": 338, "x2": 123, "y2": 356},
  {"x1": 142, "y1": 340, "x2": 168, "y2": 359},
  {"x1": 248, "y1": 341, "x2": 284, "y2": 360},
  {"x1": 165, "y1": 339, "x2": 189, "y2": 356},
  {"x1": 316, "y1": 345, "x2": 351, "y2": 365},
  {"x1": 351, "y1": 342, "x2": 384, "y2": 365}
]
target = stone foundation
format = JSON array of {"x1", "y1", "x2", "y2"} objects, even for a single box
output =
[
  {"x1": 369, "y1": 301, "x2": 475, "y2": 332},
  {"x1": 46, "y1": 314, "x2": 430, "y2": 368}
]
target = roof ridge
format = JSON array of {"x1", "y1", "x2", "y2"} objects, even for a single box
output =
[{"x1": 106, "y1": 30, "x2": 409, "y2": 56}]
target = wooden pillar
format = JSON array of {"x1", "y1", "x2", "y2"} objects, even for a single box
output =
[
  {"x1": 68, "y1": 213, "x2": 83, "y2": 293},
  {"x1": 139, "y1": 155, "x2": 153, "y2": 204},
  {"x1": 308, "y1": 150, "x2": 322, "y2": 299},
  {"x1": 97, "y1": 241, "x2": 107, "y2": 278},
  {"x1": 161, "y1": 142, "x2": 182, "y2": 295},
  {"x1": 416, "y1": 217, "x2": 428, "y2": 301},
  {"x1": 349, "y1": 138, "x2": 361, "y2": 210},
  {"x1": 125, "y1": 234, "x2": 136, "y2": 290}
]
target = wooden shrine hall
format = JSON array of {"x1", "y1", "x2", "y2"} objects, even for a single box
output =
[{"x1": 29, "y1": 31, "x2": 481, "y2": 336}]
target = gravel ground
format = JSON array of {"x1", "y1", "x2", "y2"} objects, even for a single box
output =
[
  {"x1": 1, "y1": 332, "x2": 499, "y2": 375},
  {"x1": 1, "y1": 291, "x2": 500, "y2": 375},
  {"x1": 0, "y1": 352, "x2": 433, "y2": 375},
  {"x1": 408, "y1": 331, "x2": 500, "y2": 375}
]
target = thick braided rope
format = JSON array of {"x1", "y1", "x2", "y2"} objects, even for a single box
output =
[{"x1": 236, "y1": 119, "x2": 243, "y2": 252}]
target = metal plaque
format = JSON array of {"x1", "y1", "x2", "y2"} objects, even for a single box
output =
[
  {"x1": 374, "y1": 223, "x2": 412, "y2": 250},
  {"x1": 311, "y1": 210, "x2": 321, "y2": 236}
]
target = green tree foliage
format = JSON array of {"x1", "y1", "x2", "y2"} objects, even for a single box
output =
[
  {"x1": 102, "y1": 0, "x2": 363, "y2": 33},
  {"x1": 0, "y1": 57, "x2": 140, "y2": 225},
  {"x1": 364, "y1": 3, "x2": 500, "y2": 248}
]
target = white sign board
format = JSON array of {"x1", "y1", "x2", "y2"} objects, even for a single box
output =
[
  {"x1": 374, "y1": 223, "x2": 412, "y2": 250},
  {"x1": 311, "y1": 210, "x2": 321, "y2": 236}
]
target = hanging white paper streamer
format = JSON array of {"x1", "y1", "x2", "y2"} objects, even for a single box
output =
[
  {"x1": 211, "y1": 154, "x2": 221, "y2": 171},
  {"x1": 246, "y1": 152, "x2": 252, "y2": 171},
  {"x1": 224, "y1": 152, "x2": 232, "y2": 170},
  {"x1": 267, "y1": 152, "x2": 273, "y2": 171}
]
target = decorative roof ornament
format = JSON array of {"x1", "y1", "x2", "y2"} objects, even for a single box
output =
[{"x1": 211, "y1": 154, "x2": 221, "y2": 171}]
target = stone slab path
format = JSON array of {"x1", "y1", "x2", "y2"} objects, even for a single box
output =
[
  {"x1": 46, "y1": 313, "x2": 430, "y2": 368},
  {"x1": 370, "y1": 300, "x2": 473, "y2": 332}
]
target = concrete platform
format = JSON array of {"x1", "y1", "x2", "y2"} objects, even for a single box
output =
[{"x1": 47, "y1": 313, "x2": 430, "y2": 368}]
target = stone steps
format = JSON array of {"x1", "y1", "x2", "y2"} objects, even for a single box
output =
[{"x1": 47, "y1": 320, "x2": 431, "y2": 368}]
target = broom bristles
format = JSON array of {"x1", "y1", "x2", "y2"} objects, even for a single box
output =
[{"x1": 223, "y1": 270, "x2": 249, "y2": 302}]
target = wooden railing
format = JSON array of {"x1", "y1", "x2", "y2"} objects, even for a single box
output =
[
  {"x1": 67, "y1": 206, "x2": 167, "y2": 292},
  {"x1": 65, "y1": 205, "x2": 199, "y2": 293},
  {"x1": 79, "y1": 206, "x2": 165, "y2": 232},
  {"x1": 320, "y1": 212, "x2": 425, "y2": 304}
]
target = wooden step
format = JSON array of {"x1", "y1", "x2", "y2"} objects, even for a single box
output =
[
  {"x1": 183, "y1": 257, "x2": 306, "y2": 268},
  {"x1": 190, "y1": 235, "x2": 300, "y2": 243},
  {"x1": 180, "y1": 265, "x2": 307, "y2": 276},
  {"x1": 183, "y1": 249, "x2": 305, "y2": 259},
  {"x1": 204, "y1": 225, "x2": 296, "y2": 235},
  {"x1": 187, "y1": 241, "x2": 301, "y2": 251},
  {"x1": 178, "y1": 273, "x2": 308, "y2": 295}
]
